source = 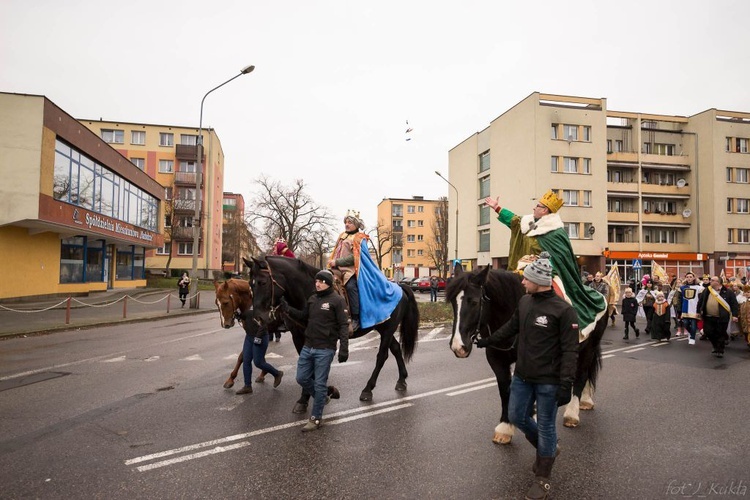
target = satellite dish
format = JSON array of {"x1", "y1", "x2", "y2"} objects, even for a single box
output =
[
  {"x1": 676, "y1": 179, "x2": 686, "y2": 188},
  {"x1": 682, "y1": 208, "x2": 692, "y2": 218}
]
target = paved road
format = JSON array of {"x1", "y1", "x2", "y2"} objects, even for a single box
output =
[{"x1": 1, "y1": 313, "x2": 748, "y2": 499}]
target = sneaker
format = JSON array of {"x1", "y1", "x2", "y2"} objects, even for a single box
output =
[
  {"x1": 236, "y1": 385, "x2": 253, "y2": 395},
  {"x1": 301, "y1": 417, "x2": 322, "y2": 432},
  {"x1": 688, "y1": 338, "x2": 696, "y2": 345},
  {"x1": 273, "y1": 370, "x2": 284, "y2": 388}
]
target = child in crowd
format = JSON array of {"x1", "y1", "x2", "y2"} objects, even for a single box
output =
[
  {"x1": 650, "y1": 291, "x2": 672, "y2": 342},
  {"x1": 621, "y1": 287, "x2": 639, "y2": 340}
]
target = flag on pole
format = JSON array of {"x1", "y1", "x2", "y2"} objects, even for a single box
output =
[
  {"x1": 605, "y1": 265, "x2": 621, "y2": 304},
  {"x1": 720, "y1": 268, "x2": 727, "y2": 284},
  {"x1": 651, "y1": 261, "x2": 668, "y2": 283}
]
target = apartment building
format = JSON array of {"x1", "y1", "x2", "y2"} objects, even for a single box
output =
[
  {"x1": 448, "y1": 92, "x2": 750, "y2": 284},
  {"x1": 79, "y1": 119, "x2": 225, "y2": 278},
  {"x1": 222, "y1": 192, "x2": 257, "y2": 273},
  {"x1": 0, "y1": 93, "x2": 164, "y2": 300},
  {"x1": 377, "y1": 196, "x2": 445, "y2": 279}
]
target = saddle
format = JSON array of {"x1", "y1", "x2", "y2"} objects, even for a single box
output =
[{"x1": 332, "y1": 275, "x2": 356, "y2": 337}]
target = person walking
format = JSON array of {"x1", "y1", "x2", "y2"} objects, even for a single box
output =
[
  {"x1": 177, "y1": 272, "x2": 190, "y2": 308},
  {"x1": 476, "y1": 252, "x2": 578, "y2": 499},
  {"x1": 621, "y1": 287, "x2": 640, "y2": 340},
  {"x1": 281, "y1": 270, "x2": 349, "y2": 432},
  {"x1": 650, "y1": 291, "x2": 672, "y2": 342},
  {"x1": 429, "y1": 276, "x2": 439, "y2": 302},
  {"x1": 697, "y1": 276, "x2": 739, "y2": 358},
  {"x1": 637, "y1": 280, "x2": 656, "y2": 336},
  {"x1": 669, "y1": 279, "x2": 684, "y2": 336},
  {"x1": 234, "y1": 310, "x2": 284, "y2": 395},
  {"x1": 680, "y1": 272, "x2": 704, "y2": 345}
]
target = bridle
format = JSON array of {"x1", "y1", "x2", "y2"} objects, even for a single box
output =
[
  {"x1": 257, "y1": 266, "x2": 287, "y2": 322},
  {"x1": 470, "y1": 284, "x2": 516, "y2": 352}
]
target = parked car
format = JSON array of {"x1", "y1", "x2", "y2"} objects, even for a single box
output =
[
  {"x1": 399, "y1": 277, "x2": 417, "y2": 287},
  {"x1": 413, "y1": 276, "x2": 446, "y2": 293}
]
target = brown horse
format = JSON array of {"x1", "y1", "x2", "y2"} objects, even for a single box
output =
[{"x1": 213, "y1": 279, "x2": 253, "y2": 389}]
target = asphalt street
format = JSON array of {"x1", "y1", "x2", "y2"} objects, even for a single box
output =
[{"x1": 0, "y1": 311, "x2": 747, "y2": 499}]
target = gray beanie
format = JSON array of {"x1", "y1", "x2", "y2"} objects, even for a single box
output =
[
  {"x1": 524, "y1": 251, "x2": 553, "y2": 286},
  {"x1": 315, "y1": 269, "x2": 334, "y2": 287}
]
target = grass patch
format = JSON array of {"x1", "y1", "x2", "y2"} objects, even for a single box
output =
[{"x1": 417, "y1": 301, "x2": 453, "y2": 324}]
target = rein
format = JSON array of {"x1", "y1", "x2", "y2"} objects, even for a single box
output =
[{"x1": 472, "y1": 285, "x2": 516, "y2": 352}]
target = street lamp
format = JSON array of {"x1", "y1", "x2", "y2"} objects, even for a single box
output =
[
  {"x1": 435, "y1": 170, "x2": 459, "y2": 270},
  {"x1": 190, "y1": 64, "x2": 255, "y2": 308}
]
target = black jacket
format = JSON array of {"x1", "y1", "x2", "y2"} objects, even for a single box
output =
[
  {"x1": 485, "y1": 290, "x2": 579, "y2": 385},
  {"x1": 697, "y1": 286, "x2": 739, "y2": 322},
  {"x1": 286, "y1": 288, "x2": 349, "y2": 355},
  {"x1": 621, "y1": 296, "x2": 639, "y2": 322}
]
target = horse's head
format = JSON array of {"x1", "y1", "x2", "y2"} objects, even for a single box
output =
[
  {"x1": 213, "y1": 279, "x2": 253, "y2": 329},
  {"x1": 246, "y1": 257, "x2": 285, "y2": 326},
  {"x1": 446, "y1": 266, "x2": 491, "y2": 358}
]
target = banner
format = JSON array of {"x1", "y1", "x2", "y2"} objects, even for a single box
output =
[
  {"x1": 605, "y1": 265, "x2": 621, "y2": 304},
  {"x1": 651, "y1": 261, "x2": 669, "y2": 283}
]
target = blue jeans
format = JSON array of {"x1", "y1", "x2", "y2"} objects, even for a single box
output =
[
  {"x1": 296, "y1": 346, "x2": 335, "y2": 419},
  {"x1": 430, "y1": 288, "x2": 438, "y2": 302},
  {"x1": 508, "y1": 376, "x2": 559, "y2": 458},
  {"x1": 242, "y1": 333, "x2": 279, "y2": 386},
  {"x1": 682, "y1": 318, "x2": 698, "y2": 339}
]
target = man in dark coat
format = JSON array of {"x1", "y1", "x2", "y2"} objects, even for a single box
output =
[{"x1": 697, "y1": 276, "x2": 739, "y2": 358}]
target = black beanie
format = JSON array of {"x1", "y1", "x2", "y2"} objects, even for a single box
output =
[{"x1": 315, "y1": 270, "x2": 334, "y2": 287}]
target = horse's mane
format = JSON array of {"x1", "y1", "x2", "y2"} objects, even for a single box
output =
[
  {"x1": 445, "y1": 267, "x2": 522, "y2": 301},
  {"x1": 265, "y1": 255, "x2": 319, "y2": 280}
]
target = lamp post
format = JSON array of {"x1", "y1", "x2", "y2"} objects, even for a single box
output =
[
  {"x1": 190, "y1": 64, "x2": 255, "y2": 308},
  {"x1": 435, "y1": 170, "x2": 459, "y2": 271}
]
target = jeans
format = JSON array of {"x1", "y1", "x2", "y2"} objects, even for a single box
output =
[
  {"x1": 346, "y1": 277, "x2": 359, "y2": 317},
  {"x1": 682, "y1": 317, "x2": 698, "y2": 339},
  {"x1": 508, "y1": 376, "x2": 559, "y2": 458},
  {"x1": 242, "y1": 333, "x2": 279, "y2": 386},
  {"x1": 430, "y1": 288, "x2": 438, "y2": 302},
  {"x1": 296, "y1": 346, "x2": 335, "y2": 419}
]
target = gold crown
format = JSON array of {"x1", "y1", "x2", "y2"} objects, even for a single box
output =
[{"x1": 539, "y1": 190, "x2": 564, "y2": 213}]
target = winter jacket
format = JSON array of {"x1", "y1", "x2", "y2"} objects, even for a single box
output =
[
  {"x1": 697, "y1": 286, "x2": 739, "y2": 323},
  {"x1": 286, "y1": 288, "x2": 349, "y2": 355},
  {"x1": 484, "y1": 290, "x2": 579, "y2": 385},
  {"x1": 622, "y1": 296, "x2": 639, "y2": 323}
]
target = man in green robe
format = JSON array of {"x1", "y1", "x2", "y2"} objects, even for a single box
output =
[{"x1": 484, "y1": 190, "x2": 607, "y2": 340}]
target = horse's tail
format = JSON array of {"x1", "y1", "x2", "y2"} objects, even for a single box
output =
[
  {"x1": 398, "y1": 284, "x2": 419, "y2": 362},
  {"x1": 585, "y1": 314, "x2": 608, "y2": 390}
]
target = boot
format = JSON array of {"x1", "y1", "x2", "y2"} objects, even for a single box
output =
[
  {"x1": 526, "y1": 455, "x2": 555, "y2": 500},
  {"x1": 622, "y1": 330, "x2": 629, "y2": 340},
  {"x1": 635, "y1": 328, "x2": 640, "y2": 338}
]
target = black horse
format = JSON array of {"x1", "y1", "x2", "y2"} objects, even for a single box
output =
[
  {"x1": 243, "y1": 256, "x2": 420, "y2": 408},
  {"x1": 446, "y1": 265, "x2": 606, "y2": 444}
]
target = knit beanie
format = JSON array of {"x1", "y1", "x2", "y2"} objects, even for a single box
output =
[
  {"x1": 315, "y1": 270, "x2": 334, "y2": 287},
  {"x1": 524, "y1": 251, "x2": 553, "y2": 287}
]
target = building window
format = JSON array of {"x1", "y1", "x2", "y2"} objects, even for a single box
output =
[
  {"x1": 131, "y1": 158, "x2": 145, "y2": 170},
  {"x1": 392, "y1": 204, "x2": 403, "y2": 217},
  {"x1": 131, "y1": 130, "x2": 146, "y2": 145},
  {"x1": 60, "y1": 236, "x2": 85, "y2": 283},
  {"x1": 417, "y1": 250, "x2": 424, "y2": 256},
  {"x1": 562, "y1": 190, "x2": 579, "y2": 206},
  {"x1": 563, "y1": 124, "x2": 578, "y2": 141},
  {"x1": 156, "y1": 243, "x2": 169, "y2": 255},
  {"x1": 615, "y1": 140, "x2": 623, "y2": 152},
  {"x1": 165, "y1": 187, "x2": 173, "y2": 200},
  {"x1": 551, "y1": 156, "x2": 559, "y2": 172},
  {"x1": 583, "y1": 126, "x2": 591, "y2": 142},
  {"x1": 564, "y1": 222, "x2": 580, "y2": 239},
  {"x1": 176, "y1": 187, "x2": 196, "y2": 200},
  {"x1": 643, "y1": 142, "x2": 652, "y2": 154},
  {"x1": 407, "y1": 205, "x2": 415, "y2": 213},
  {"x1": 727, "y1": 198, "x2": 733, "y2": 213},
  {"x1": 417, "y1": 234, "x2": 424, "y2": 241},
  {"x1": 727, "y1": 167, "x2": 733, "y2": 182},
  {"x1": 583, "y1": 191, "x2": 591, "y2": 207},
  {"x1": 551, "y1": 124, "x2": 558, "y2": 140},
  {"x1": 737, "y1": 168, "x2": 749, "y2": 183},
  {"x1": 407, "y1": 235, "x2": 415, "y2": 242},
  {"x1": 101, "y1": 129, "x2": 124, "y2": 144},
  {"x1": 737, "y1": 138, "x2": 749, "y2": 153},
  {"x1": 643, "y1": 229, "x2": 678, "y2": 244},
  {"x1": 407, "y1": 249, "x2": 415, "y2": 257},
  {"x1": 178, "y1": 242, "x2": 194, "y2": 255},
  {"x1": 178, "y1": 161, "x2": 196, "y2": 173},
  {"x1": 564, "y1": 157, "x2": 578, "y2": 173},
  {"x1": 726, "y1": 137, "x2": 732, "y2": 152},
  {"x1": 159, "y1": 160, "x2": 174, "y2": 173},
  {"x1": 407, "y1": 220, "x2": 415, "y2": 228},
  {"x1": 479, "y1": 176, "x2": 490, "y2": 198},
  {"x1": 737, "y1": 199, "x2": 750, "y2": 214},
  {"x1": 478, "y1": 229, "x2": 490, "y2": 252},
  {"x1": 392, "y1": 219, "x2": 403, "y2": 231},
  {"x1": 417, "y1": 205, "x2": 424, "y2": 213},
  {"x1": 159, "y1": 133, "x2": 174, "y2": 147},
  {"x1": 181, "y1": 134, "x2": 198, "y2": 146},
  {"x1": 417, "y1": 220, "x2": 424, "y2": 227},
  {"x1": 728, "y1": 228, "x2": 733, "y2": 243},
  {"x1": 479, "y1": 151, "x2": 490, "y2": 172},
  {"x1": 607, "y1": 140, "x2": 612, "y2": 154},
  {"x1": 654, "y1": 143, "x2": 676, "y2": 156},
  {"x1": 739, "y1": 229, "x2": 750, "y2": 243},
  {"x1": 583, "y1": 223, "x2": 594, "y2": 240},
  {"x1": 479, "y1": 205, "x2": 491, "y2": 225},
  {"x1": 583, "y1": 158, "x2": 591, "y2": 174}
]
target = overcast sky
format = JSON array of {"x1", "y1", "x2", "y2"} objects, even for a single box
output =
[{"x1": 2, "y1": 0, "x2": 749, "y2": 241}]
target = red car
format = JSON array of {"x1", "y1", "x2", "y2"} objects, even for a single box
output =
[{"x1": 413, "y1": 276, "x2": 446, "y2": 293}]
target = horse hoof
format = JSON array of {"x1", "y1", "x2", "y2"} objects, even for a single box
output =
[
  {"x1": 563, "y1": 417, "x2": 580, "y2": 428},
  {"x1": 580, "y1": 402, "x2": 595, "y2": 411},
  {"x1": 359, "y1": 391, "x2": 373, "y2": 401},
  {"x1": 223, "y1": 378, "x2": 235, "y2": 389},
  {"x1": 395, "y1": 381, "x2": 407, "y2": 392},
  {"x1": 292, "y1": 403, "x2": 308, "y2": 414},
  {"x1": 492, "y1": 433, "x2": 512, "y2": 445}
]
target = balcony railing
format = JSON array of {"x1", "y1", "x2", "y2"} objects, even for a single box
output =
[
  {"x1": 174, "y1": 171, "x2": 198, "y2": 185},
  {"x1": 172, "y1": 199, "x2": 197, "y2": 211},
  {"x1": 175, "y1": 144, "x2": 201, "y2": 161},
  {"x1": 169, "y1": 226, "x2": 197, "y2": 240}
]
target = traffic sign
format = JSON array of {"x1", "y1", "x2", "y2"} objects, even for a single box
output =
[{"x1": 632, "y1": 259, "x2": 642, "y2": 270}]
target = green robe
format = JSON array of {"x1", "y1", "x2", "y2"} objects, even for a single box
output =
[{"x1": 498, "y1": 208, "x2": 607, "y2": 339}]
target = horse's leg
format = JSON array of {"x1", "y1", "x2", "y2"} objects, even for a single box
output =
[
  {"x1": 223, "y1": 352, "x2": 243, "y2": 388},
  {"x1": 387, "y1": 335, "x2": 408, "y2": 392},
  {"x1": 579, "y1": 380, "x2": 595, "y2": 410},
  {"x1": 360, "y1": 332, "x2": 393, "y2": 401},
  {"x1": 489, "y1": 351, "x2": 515, "y2": 444},
  {"x1": 563, "y1": 377, "x2": 585, "y2": 428}
]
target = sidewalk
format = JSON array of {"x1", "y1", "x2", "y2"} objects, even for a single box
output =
[{"x1": 0, "y1": 288, "x2": 217, "y2": 338}]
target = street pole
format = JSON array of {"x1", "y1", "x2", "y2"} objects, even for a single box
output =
[
  {"x1": 435, "y1": 171, "x2": 459, "y2": 272},
  {"x1": 189, "y1": 64, "x2": 255, "y2": 308}
]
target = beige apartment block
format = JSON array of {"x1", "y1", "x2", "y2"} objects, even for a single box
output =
[
  {"x1": 377, "y1": 196, "x2": 444, "y2": 279},
  {"x1": 448, "y1": 92, "x2": 750, "y2": 284},
  {"x1": 79, "y1": 119, "x2": 225, "y2": 278}
]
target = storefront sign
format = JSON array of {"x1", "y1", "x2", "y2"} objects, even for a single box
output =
[{"x1": 606, "y1": 251, "x2": 708, "y2": 261}]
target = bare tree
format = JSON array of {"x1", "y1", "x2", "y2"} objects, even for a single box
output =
[
  {"x1": 297, "y1": 230, "x2": 335, "y2": 269},
  {"x1": 426, "y1": 196, "x2": 450, "y2": 278},
  {"x1": 369, "y1": 218, "x2": 393, "y2": 271},
  {"x1": 161, "y1": 196, "x2": 195, "y2": 276},
  {"x1": 248, "y1": 176, "x2": 335, "y2": 254},
  {"x1": 222, "y1": 210, "x2": 258, "y2": 273}
]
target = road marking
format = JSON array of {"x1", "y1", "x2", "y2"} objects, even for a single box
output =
[
  {"x1": 624, "y1": 347, "x2": 647, "y2": 353},
  {"x1": 423, "y1": 327, "x2": 444, "y2": 340},
  {"x1": 126, "y1": 377, "x2": 495, "y2": 471},
  {"x1": 223, "y1": 354, "x2": 238, "y2": 360},
  {"x1": 101, "y1": 356, "x2": 126, "y2": 363},
  {"x1": 446, "y1": 382, "x2": 496, "y2": 396},
  {"x1": 602, "y1": 354, "x2": 615, "y2": 359},
  {"x1": 325, "y1": 403, "x2": 413, "y2": 425},
  {"x1": 419, "y1": 336, "x2": 450, "y2": 344},
  {"x1": 652, "y1": 341, "x2": 671, "y2": 347},
  {"x1": 265, "y1": 353, "x2": 283, "y2": 359},
  {"x1": 181, "y1": 354, "x2": 203, "y2": 361},
  {"x1": 602, "y1": 342, "x2": 656, "y2": 355},
  {"x1": 330, "y1": 360, "x2": 364, "y2": 367},
  {"x1": 144, "y1": 356, "x2": 160, "y2": 362}
]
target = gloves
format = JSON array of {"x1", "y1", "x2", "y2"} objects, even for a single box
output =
[
  {"x1": 475, "y1": 337, "x2": 490, "y2": 348},
  {"x1": 338, "y1": 352, "x2": 348, "y2": 363},
  {"x1": 556, "y1": 382, "x2": 572, "y2": 407}
]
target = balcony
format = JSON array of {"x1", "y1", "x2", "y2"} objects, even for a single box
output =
[
  {"x1": 606, "y1": 182, "x2": 639, "y2": 194},
  {"x1": 640, "y1": 183, "x2": 690, "y2": 197},
  {"x1": 642, "y1": 212, "x2": 689, "y2": 225},
  {"x1": 169, "y1": 226, "x2": 197, "y2": 240},
  {"x1": 607, "y1": 151, "x2": 639, "y2": 164},
  {"x1": 174, "y1": 171, "x2": 198, "y2": 185},
  {"x1": 607, "y1": 211, "x2": 639, "y2": 223},
  {"x1": 640, "y1": 153, "x2": 691, "y2": 169},
  {"x1": 175, "y1": 144, "x2": 201, "y2": 161},
  {"x1": 172, "y1": 199, "x2": 197, "y2": 212}
]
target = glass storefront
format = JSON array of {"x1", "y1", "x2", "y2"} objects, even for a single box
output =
[{"x1": 59, "y1": 237, "x2": 145, "y2": 283}]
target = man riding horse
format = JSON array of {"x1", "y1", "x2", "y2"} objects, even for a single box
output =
[
  {"x1": 484, "y1": 189, "x2": 607, "y2": 340},
  {"x1": 328, "y1": 209, "x2": 402, "y2": 333}
]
